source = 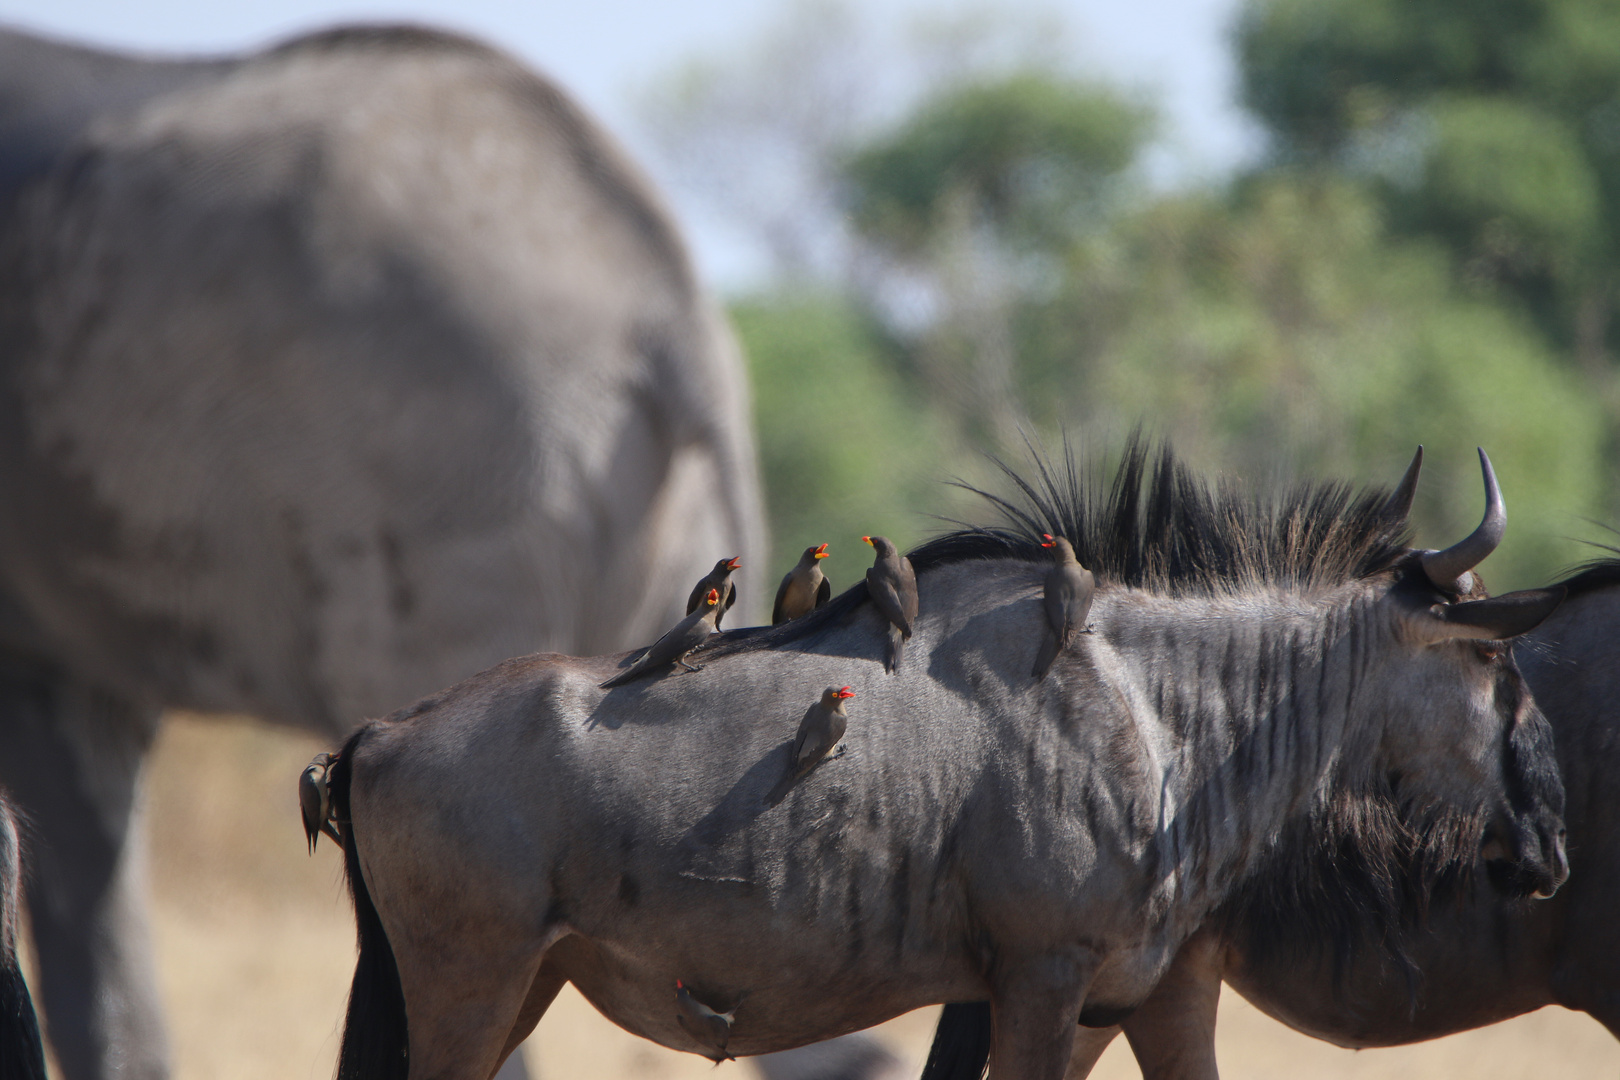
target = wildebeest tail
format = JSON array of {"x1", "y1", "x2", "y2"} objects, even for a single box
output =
[
  {"x1": 329, "y1": 733, "x2": 410, "y2": 1080},
  {"x1": 0, "y1": 795, "x2": 46, "y2": 1080},
  {"x1": 919, "y1": 1001, "x2": 991, "y2": 1080}
]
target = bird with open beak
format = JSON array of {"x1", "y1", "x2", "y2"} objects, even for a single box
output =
[
  {"x1": 687, "y1": 556, "x2": 741, "y2": 629},
  {"x1": 863, "y1": 536, "x2": 917, "y2": 673},
  {"x1": 772, "y1": 543, "x2": 832, "y2": 624},
  {"x1": 1031, "y1": 533, "x2": 1095, "y2": 680},
  {"x1": 767, "y1": 686, "x2": 855, "y2": 805},
  {"x1": 601, "y1": 588, "x2": 724, "y2": 688}
]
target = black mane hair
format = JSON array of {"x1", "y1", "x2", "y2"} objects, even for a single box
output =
[
  {"x1": 1551, "y1": 549, "x2": 1620, "y2": 599},
  {"x1": 704, "y1": 433, "x2": 1414, "y2": 660}
]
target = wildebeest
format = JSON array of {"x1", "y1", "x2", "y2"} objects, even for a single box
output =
[
  {"x1": 0, "y1": 790, "x2": 46, "y2": 1080},
  {"x1": 1036, "y1": 551, "x2": 1620, "y2": 1080},
  {"x1": 321, "y1": 441, "x2": 1564, "y2": 1079},
  {"x1": 0, "y1": 23, "x2": 761, "y2": 1079}
]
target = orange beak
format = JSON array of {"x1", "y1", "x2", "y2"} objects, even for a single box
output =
[
  {"x1": 814, "y1": 543, "x2": 829, "y2": 559},
  {"x1": 862, "y1": 536, "x2": 873, "y2": 546},
  {"x1": 1041, "y1": 532, "x2": 1055, "y2": 548},
  {"x1": 726, "y1": 557, "x2": 741, "y2": 570},
  {"x1": 706, "y1": 588, "x2": 720, "y2": 606},
  {"x1": 837, "y1": 686, "x2": 855, "y2": 698}
]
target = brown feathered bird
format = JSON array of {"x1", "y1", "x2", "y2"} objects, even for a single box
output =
[
  {"x1": 863, "y1": 535, "x2": 917, "y2": 673},
  {"x1": 772, "y1": 543, "x2": 831, "y2": 624},
  {"x1": 1031, "y1": 533, "x2": 1095, "y2": 680},
  {"x1": 687, "y1": 556, "x2": 741, "y2": 629},
  {"x1": 299, "y1": 752, "x2": 342, "y2": 853},
  {"x1": 674, "y1": 980, "x2": 737, "y2": 1062},
  {"x1": 601, "y1": 589, "x2": 723, "y2": 688},
  {"x1": 767, "y1": 686, "x2": 855, "y2": 805}
]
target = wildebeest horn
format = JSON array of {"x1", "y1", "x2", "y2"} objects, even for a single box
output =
[
  {"x1": 1383, "y1": 446, "x2": 1422, "y2": 522},
  {"x1": 1422, "y1": 448, "x2": 1504, "y2": 592}
]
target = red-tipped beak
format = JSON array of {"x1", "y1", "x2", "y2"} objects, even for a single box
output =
[
  {"x1": 706, "y1": 588, "x2": 720, "y2": 605},
  {"x1": 814, "y1": 543, "x2": 829, "y2": 558},
  {"x1": 837, "y1": 686, "x2": 855, "y2": 698},
  {"x1": 862, "y1": 536, "x2": 873, "y2": 545},
  {"x1": 676, "y1": 979, "x2": 685, "y2": 989},
  {"x1": 726, "y1": 557, "x2": 741, "y2": 570}
]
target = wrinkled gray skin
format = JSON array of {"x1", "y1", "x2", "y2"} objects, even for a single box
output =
[
  {"x1": 0, "y1": 23, "x2": 761, "y2": 1079},
  {"x1": 1062, "y1": 570, "x2": 1620, "y2": 1079},
  {"x1": 341, "y1": 543, "x2": 1562, "y2": 1080}
]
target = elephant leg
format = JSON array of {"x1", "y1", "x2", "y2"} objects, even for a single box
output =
[
  {"x1": 1119, "y1": 931, "x2": 1224, "y2": 1080},
  {"x1": 0, "y1": 667, "x2": 167, "y2": 1080},
  {"x1": 986, "y1": 951, "x2": 1096, "y2": 1080}
]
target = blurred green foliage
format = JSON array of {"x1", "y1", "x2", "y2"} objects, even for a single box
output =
[{"x1": 711, "y1": 0, "x2": 1620, "y2": 591}]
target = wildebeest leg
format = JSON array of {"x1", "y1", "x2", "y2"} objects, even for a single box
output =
[
  {"x1": 1061, "y1": 1026, "x2": 1119, "y2": 1079},
  {"x1": 0, "y1": 669, "x2": 167, "y2": 1080},
  {"x1": 490, "y1": 960, "x2": 566, "y2": 1079},
  {"x1": 1118, "y1": 932, "x2": 1223, "y2": 1080},
  {"x1": 392, "y1": 932, "x2": 546, "y2": 1080},
  {"x1": 986, "y1": 951, "x2": 1096, "y2": 1080}
]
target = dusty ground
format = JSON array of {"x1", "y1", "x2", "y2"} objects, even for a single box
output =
[{"x1": 26, "y1": 712, "x2": 1612, "y2": 1078}]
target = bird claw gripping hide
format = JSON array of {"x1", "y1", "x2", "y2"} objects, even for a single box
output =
[{"x1": 299, "y1": 752, "x2": 342, "y2": 854}]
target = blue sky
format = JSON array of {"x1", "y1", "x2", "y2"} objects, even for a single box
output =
[{"x1": 0, "y1": 0, "x2": 1261, "y2": 288}]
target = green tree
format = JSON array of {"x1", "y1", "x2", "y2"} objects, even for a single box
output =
[{"x1": 1237, "y1": 0, "x2": 1620, "y2": 369}]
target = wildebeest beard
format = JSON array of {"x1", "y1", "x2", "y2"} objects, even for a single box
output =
[{"x1": 1214, "y1": 779, "x2": 1488, "y2": 1005}]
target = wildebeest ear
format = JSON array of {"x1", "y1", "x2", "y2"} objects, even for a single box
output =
[{"x1": 1411, "y1": 586, "x2": 1565, "y2": 643}]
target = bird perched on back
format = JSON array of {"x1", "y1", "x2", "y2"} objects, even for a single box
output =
[
  {"x1": 674, "y1": 980, "x2": 738, "y2": 1062},
  {"x1": 1031, "y1": 533, "x2": 1095, "y2": 680},
  {"x1": 772, "y1": 543, "x2": 831, "y2": 624},
  {"x1": 767, "y1": 686, "x2": 855, "y2": 805},
  {"x1": 863, "y1": 535, "x2": 917, "y2": 673},
  {"x1": 299, "y1": 752, "x2": 342, "y2": 854},
  {"x1": 601, "y1": 589, "x2": 723, "y2": 688},
  {"x1": 687, "y1": 556, "x2": 741, "y2": 629}
]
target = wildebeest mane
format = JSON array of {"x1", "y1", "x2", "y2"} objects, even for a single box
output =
[
  {"x1": 1550, "y1": 548, "x2": 1620, "y2": 600},
  {"x1": 705, "y1": 433, "x2": 1411, "y2": 659}
]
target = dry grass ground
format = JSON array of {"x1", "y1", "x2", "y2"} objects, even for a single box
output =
[{"x1": 40, "y1": 712, "x2": 1607, "y2": 1079}]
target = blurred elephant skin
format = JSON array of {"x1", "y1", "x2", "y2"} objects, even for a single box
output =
[{"x1": 0, "y1": 22, "x2": 763, "y2": 1079}]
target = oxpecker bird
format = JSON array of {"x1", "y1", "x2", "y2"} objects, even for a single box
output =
[
  {"x1": 767, "y1": 686, "x2": 855, "y2": 805},
  {"x1": 601, "y1": 589, "x2": 723, "y2": 688},
  {"x1": 299, "y1": 752, "x2": 342, "y2": 853},
  {"x1": 772, "y1": 543, "x2": 832, "y2": 624},
  {"x1": 687, "y1": 556, "x2": 741, "y2": 629},
  {"x1": 863, "y1": 535, "x2": 918, "y2": 673},
  {"x1": 1031, "y1": 533, "x2": 1095, "y2": 680},
  {"x1": 675, "y1": 980, "x2": 737, "y2": 1062}
]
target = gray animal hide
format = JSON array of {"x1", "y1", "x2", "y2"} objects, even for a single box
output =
[
  {"x1": 0, "y1": 22, "x2": 762, "y2": 1080},
  {"x1": 339, "y1": 538, "x2": 1560, "y2": 1078},
  {"x1": 1062, "y1": 564, "x2": 1619, "y2": 1080}
]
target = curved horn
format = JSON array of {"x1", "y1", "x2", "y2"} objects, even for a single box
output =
[
  {"x1": 1422, "y1": 448, "x2": 1505, "y2": 591},
  {"x1": 1383, "y1": 446, "x2": 1422, "y2": 522}
]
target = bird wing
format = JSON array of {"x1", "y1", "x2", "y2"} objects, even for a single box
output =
[
  {"x1": 685, "y1": 576, "x2": 709, "y2": 615},
  {"x1": 772, "y1": 571, "x2": 792, "y2": 624},
  {"x1": 815, "y1": 575, "x2": 831, "y2": 609},
  {"x1": 868, "y1": 565, "x2": 914, "y2": 636},
  {"x1": 897, "y1": 557, "x2": 919, "y2": 626}
]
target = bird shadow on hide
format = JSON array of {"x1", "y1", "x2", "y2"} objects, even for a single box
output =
[
  {"x1": 682, "y1": 741, "x2": 796, "y2": 854},
  {"x1": 923, "y1": 592, "x2": 1049, "y2": 699}
]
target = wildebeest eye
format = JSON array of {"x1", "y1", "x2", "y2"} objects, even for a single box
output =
[{"x1": 1476, "y1": 642, "x2": 1505, "y2": 662}]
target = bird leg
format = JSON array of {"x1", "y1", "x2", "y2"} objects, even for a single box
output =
[{"x1": 679, "y1": 660, "x2": 705, "y2": 673}]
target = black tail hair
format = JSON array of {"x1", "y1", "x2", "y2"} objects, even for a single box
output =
[
  {"x1": 330, "y1": 731, "x2": 410, "y2": 1080},
  {"x1": 920, "y1": 1002, "x2": 992, "y2": 1080},
  {"x1": 0, "y1": 794, "x2": 45, "y2": 1080}
]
